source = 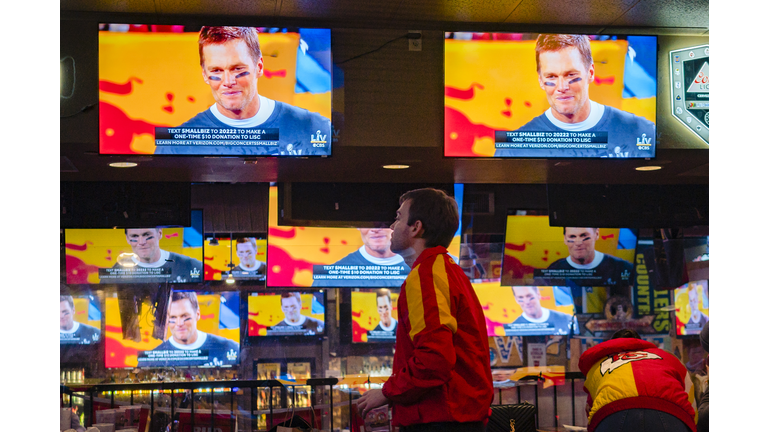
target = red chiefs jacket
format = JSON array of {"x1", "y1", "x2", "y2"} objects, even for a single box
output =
[
  {"x1": 381, "y1": 246, "x2": 493, "y2": 427},
  {"x1": 578, "y1": 338, "x2": 697, "y2": 432}
]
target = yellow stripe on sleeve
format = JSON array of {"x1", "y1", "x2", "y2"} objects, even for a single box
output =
[
  {"x1": 406, "y1": 266, "x2": 425, "y2": 340},
  {"x1": 432, "y1": 256, "x2": 457, "y2": 333}
]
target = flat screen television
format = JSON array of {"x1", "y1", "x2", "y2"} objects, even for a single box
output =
[
  {"x1": 65, "y1": 211, "x2": 204, "y2": 284},
  {"x1": 267, "y1": 186, "x2": 461, "y2": 287},
  {"x1": 105, "y1": 290, "x2": 241, "y2": 368},
  {"x1": 674, "y1": 280, "x2": 709, "y2": 336},
  {"x1": 204, "y1": 234, "x2": 267, "y2": 282},
  {"x1": 500, "y1": 213, "x2": 637, "y2": 289},
  {"x1": 248, "y1": 291, "x2": 325, "y2": 337},
  {"x1": 351, "y1": 288, "x2": 399, "y2": 343},
  {"x1": 99, "y1": 24, "x2": 332, "y2": 157},
  {"x1": 474, "y1": 281, "x2": 578, "y2": 336},
  {"x1": 444, "y1": 33, "x2": 657, "y2": 158},
  {"x1": 60, "y1": 294, "x2": 101, "y2": 346}
]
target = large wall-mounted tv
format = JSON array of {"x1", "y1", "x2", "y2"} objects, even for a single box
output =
[
  {"x1": 248, "y1": 291, "x2": 325, "y2": 337},
  {"x1": 204, "y1": 234, "x2": 267, "y2": 282},
  {"x1": 65, "y1": 211, "x2": 204, "y2": 284},
  {"x1": 99, "y1": 24, "x2": 332, "y2": 157},
  {"x1": 105, "y1": 290, "x2": 240, "y2": 368},
  {"x1": 474, "y1": 281, "x2": 578, "y2": 336},
  {"x1": 444, "y1": 33, "x2": 657, "y2": 158},
  {"x1": 501, "y1": 213, "x2": 637, "y2": 289}
]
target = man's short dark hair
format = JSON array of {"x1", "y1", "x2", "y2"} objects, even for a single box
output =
[
  {"x1": 198, "y1": 26, "x2": 262, "y2": 68},
  {"x1": 399, "y1": 188, "x2": 459, "y2": 249},
  {"x1": 376, "y1": 289, "x2": 392, "y2": 303},
  {"x1": 562, "y1": 227, "x2": 598, "y2": 234},
  {"x1": 535, "y1": 34, "x2": 593, "y2": 73},
  {"x1": 171, "y1": 291, "x2": 199, "y2": 312},
  {"x1": 512, "y1": 286, "x2": 539, "y2": 296},
  {"x1": 281, "y1": 292, "x2": 302, "y2": 304},
  {"x1": 611, "y1": 328, "x2": 641, "y2": 340},
  {"x1": 60, "y1": 295, "x2": 74, "y2": 310}
]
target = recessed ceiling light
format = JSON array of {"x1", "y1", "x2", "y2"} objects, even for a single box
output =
[
  {"x1": 635, "y1": 166, "x2": 662, "y2": 171},
  {"x1": 109, "y1": 162, "x2": 138, "y2": 168},
  {"x1": 382, "y1": 164, "x2": 409, "y2": 169}
]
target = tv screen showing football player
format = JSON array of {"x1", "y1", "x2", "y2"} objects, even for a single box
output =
[
  {"x1": 674, "y1": 280, "x2": 709, "y2": 336},
  {"x1": 500, "y1": 214, "x2": 637, "y2": 290},
  {"x1": 204, "y1": 234, "x2": 267, "y2": 281},
  {"x1": 60, "y1": 294, "x2": 101, "y2": 345},
  {"x1": 105, "y1": 290, "x2": 240, "y2": 368},
  {"x1": 445, "y1": 33, "x2": 657, "y2": 158},
  {"x1": 65, "y1": 211, "x2": 204, "y2": 284},
  {"x1": 248, "y1": 292, "x2": 325, "y2": 337},
  {"x1": 351, "y1": 288, "x2": 399, "y2": 343},
  {"x1": 99, "y1": 25, "x2": 331, "y2": 157},
  {"x1": 474, "y1": 281, "x2": 579, "y2": 336}
]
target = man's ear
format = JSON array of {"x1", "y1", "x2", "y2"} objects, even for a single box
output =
[{"x1": 410, "y1": 220, "x2": 424, "y2": 239}]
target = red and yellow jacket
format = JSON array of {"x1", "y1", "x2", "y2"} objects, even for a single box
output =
[
  {"x1": 382, "y1": 246, "x2": 493, "y2": 427},
  {"x1": 578, "y1": 338, "x2": 697, "y2": 432}
]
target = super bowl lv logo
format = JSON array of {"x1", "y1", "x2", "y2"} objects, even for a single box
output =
[{"x1": 600, "y1": 351, "x2": 661, "y2": 376}]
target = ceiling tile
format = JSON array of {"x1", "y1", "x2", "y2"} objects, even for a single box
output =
[
  {"x1": 389, "y1": 0, "x2": 524, "y2": 23},
  {"x1": 61, "y1": 0, "x2": 158, "y2": 14},
  {"x1": 278, "y1": 0, "x2": 401, "y2": 22},
  {"x1": 504, "y1": 0, "x2": 638, "y2": 26},
  {"x1": 156, "y1": 0, "x2": 276, "y2": 16},
  {"x1": 612, "y1": 0, "x2": 709, "y2": 29}
]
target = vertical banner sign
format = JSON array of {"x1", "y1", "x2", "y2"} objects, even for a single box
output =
[
  {"x1": 670, "y1": 45, "x2": 709, "y2": 144},
  {"x1": 633, "y1": 239, "x2": 671, "y2": 333}
]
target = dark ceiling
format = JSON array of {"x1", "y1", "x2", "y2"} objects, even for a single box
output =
[{"x1": 60, "y1": 0, "x2": 709, "y2": 185}]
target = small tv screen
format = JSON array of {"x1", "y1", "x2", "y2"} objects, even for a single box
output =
[
  {"x1": 204, "y1": 234, "x2": 267, "y2": 282},
  {"x1": 474, "y1": 281, "x2": 578, "y2": 336},
  {"x1": 351, "y1": 288, "x2": 399, "y2": 343},
  {"x1": 674, "y1": 280, "x2": 709, "y2": 336},
  {"x1": 60, "y1": 294, "x2": 101, "y2": 345},
  {"x1": 444, "y1": 33, "x2": 657, "y2": 158},
  {"x1": 65, "y1": 211, "x2": 204, "y2": 284},
  {"x1": 105, "y1": 290, "x2": 240, "y2": 368},
  {"x1": 248, "y1": 292, "x2": 325, "y2": 336},
  {"x1": 501, "y1": 214, "x2": 637, "y2": 288},
  {"x1": 99, "y1": 24, "x2": 332, "y2": 157}
]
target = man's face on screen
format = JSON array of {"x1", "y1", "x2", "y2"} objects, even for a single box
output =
[
  {"x1": 168, "y1": 299, "x2": 200, "y2": 345},
  {"x1": 202, "y1": 39, "x2": 264, "y2": 119},
  {"x1": 538, "y1": 46, "x2": 595, "y2": 123},
  {"x1": 688, "y1": 288, "x2": 699, "y2": 312},
  {"x1": 564, "y1": 227, "x2": 598, "y2": 263},
  {"x1": 513, "y1": 287, "x2": 543, "y2": 319},
  {"x1": 236, "y1": 242, "x2": 257, "y2": 267},
  {"x1": 390, "y1": 199, "x2": 414, "y2": 254},
  {"x1": 60, "y1": 301, "x2": 74, "y2": 331},
  {"x1": 281, "y1": 296, "x2": 302, "y2": 322},
  {"x1": 377, "y1": 295, "x2": 392, "y2": 323},
  {"x1": 359, "y1": 228, "x2": 395, "y2": 257},
  {"x1": 125, "y1": 228, "x2": 162, "y2": 262}
]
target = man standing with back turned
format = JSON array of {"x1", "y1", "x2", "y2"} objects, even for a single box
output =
[{"x1": 357, "y1": 188, "x2": 493, "y2": 432}]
